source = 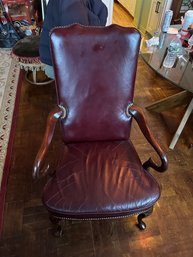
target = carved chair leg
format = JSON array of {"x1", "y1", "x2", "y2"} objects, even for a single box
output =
[
  {"x1": 137, "y1": 207, "x2": 153, "y2": 230},
  {"x1": 49, "y1": 214, "x2": 64, "y2": 237}
]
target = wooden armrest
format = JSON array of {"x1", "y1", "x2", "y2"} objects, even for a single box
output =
[
  {"x1": 33, "y1": 106, "x2": 64, "y2": 179},
  {"x1": 128, "y1": 104, "x2": 168, "y2": 172}
]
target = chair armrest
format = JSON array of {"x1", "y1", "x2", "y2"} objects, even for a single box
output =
[
  {"x1": 33, "y1": 106, "x2": 64, "y2": 179},
  {"x1": 128, "y1": 104, "x2": 168, "y2": 172}
]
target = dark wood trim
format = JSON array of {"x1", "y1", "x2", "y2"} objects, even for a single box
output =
[{"x1": 171, "y1": 0, "x2": 183, "y2": 22}]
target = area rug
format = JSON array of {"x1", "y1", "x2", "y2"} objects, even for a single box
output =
[{"x1": 0, "y1": 48, "x2": 23, "y2": 236}]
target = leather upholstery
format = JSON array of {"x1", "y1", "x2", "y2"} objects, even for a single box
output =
[
  {"x1": 50, "y1": 24, "x2": 141, "y2": 142},
  {"x1": 43, "y1": 141, "x2": 160, "y2": 219},
  {"x1": 33, "y1": 24, "x2": 168, "y2": 225}
]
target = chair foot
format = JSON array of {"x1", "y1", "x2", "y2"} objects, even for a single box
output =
[
  {"x1": 52, "y1": 224, "x2": 64, "y2": 237},
  {"x1": 49, "y1": 215, "x2": 64, "y2": 237},
  {"x1": 136, "y1": 207, "x2": 153, "y2": 230}
]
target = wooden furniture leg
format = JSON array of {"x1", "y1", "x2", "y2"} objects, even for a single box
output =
[
  {"x1": 169, "y1": 98, "x2": 193, "y2": 149},
  {"x1": 146, "y1": 90, "x2": 192, "y2": 113},
  {"x1": 146, "y1": 90, "x2": 193, "y2": 149},
  {"x1": 32, "y1": 70, "x2": 37, "y2": 84}
]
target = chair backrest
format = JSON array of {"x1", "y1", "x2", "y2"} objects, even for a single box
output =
[{"x1": 50, "y1": 24, "x2": 141, "y2": 143}]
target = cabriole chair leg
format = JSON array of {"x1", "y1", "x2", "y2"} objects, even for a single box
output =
[
  {"x1": 49, "y1": 214, "x2": 64, "y2": 237},
  {"x1": 137, "y1": 207, "x2": 153, "y2": 230}
]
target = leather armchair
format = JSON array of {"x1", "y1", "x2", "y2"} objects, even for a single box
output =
[{"x1": 33, "y1": 24, "x2": 168, "y2": 237}]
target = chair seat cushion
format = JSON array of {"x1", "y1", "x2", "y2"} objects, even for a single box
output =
[{"x1": 42, "y1": 141, "x2": 160, "y2": 219}]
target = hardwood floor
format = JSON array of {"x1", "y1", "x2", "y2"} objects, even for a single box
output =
[
  {"x1": 1, "y1": 3, "x2": 193, "y2": 257},
  {"x1": 113, "y1": 1, "x2": 134, "y2": 27}
]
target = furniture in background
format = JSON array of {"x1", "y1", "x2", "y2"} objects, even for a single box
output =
[
  {"x1": 171, "y1": 0, "x2": 193, "y2": 22},
  {"x1": 33, "y1": 24, "x2": 168, "y2": 236},
  {"x1": 141, "y1": 32, "x2": 193, "y2": 149},
  {"x1": 0, "y1": 0, "x2": 32, "y2": 24},
  {"x1": 10, "y1": 0, "x2": 54, "y2": 85},
  {"x1": 11, "y1": 35, "x2": 53, "y2": 85}
]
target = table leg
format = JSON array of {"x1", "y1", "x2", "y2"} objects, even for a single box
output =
[
  {"x1": 146, "y1": 90, "x2": 193, "y2": 149},
  {"x1": 32, "y1": 70, "x2": 37, "y2": 83},
  {"x1": 146, "y1": 90, "x2": 192, "y2": 113},
  {"x1": 169, "y1": 98, "x2": 193, "y2": 149}
]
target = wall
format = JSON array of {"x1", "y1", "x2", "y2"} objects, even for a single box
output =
[
  {"x1": 133, "y1": 0, "x2": 173, "y2": 34},
  {"x1": 133, "y1": 0, "x2": 152, "y2": 34}
]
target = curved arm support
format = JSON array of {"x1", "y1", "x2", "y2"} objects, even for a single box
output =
[
  {"x1": 33, "y1": 106, "x2": 64, "y2": 179},
  {"x1": 128, "y1": 104, "x2": 168, "y2": 172}
]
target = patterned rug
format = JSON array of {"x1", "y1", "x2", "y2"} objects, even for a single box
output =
[{"x1": 0, "y1": 48, "x2": 23, "y2": 236}]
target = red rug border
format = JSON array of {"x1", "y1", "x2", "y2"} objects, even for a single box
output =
[{"x1": 0, "y1": 70, "x2": 24, "y2": 238}]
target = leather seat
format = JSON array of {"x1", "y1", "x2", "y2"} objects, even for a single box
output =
[{"x1": 43, "y1": 141, "x2": 160, "y2": 219}]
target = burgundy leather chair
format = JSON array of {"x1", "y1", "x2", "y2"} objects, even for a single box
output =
[{"x1": 33, "y1": 24, "x2": 168, "y2": 236}]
